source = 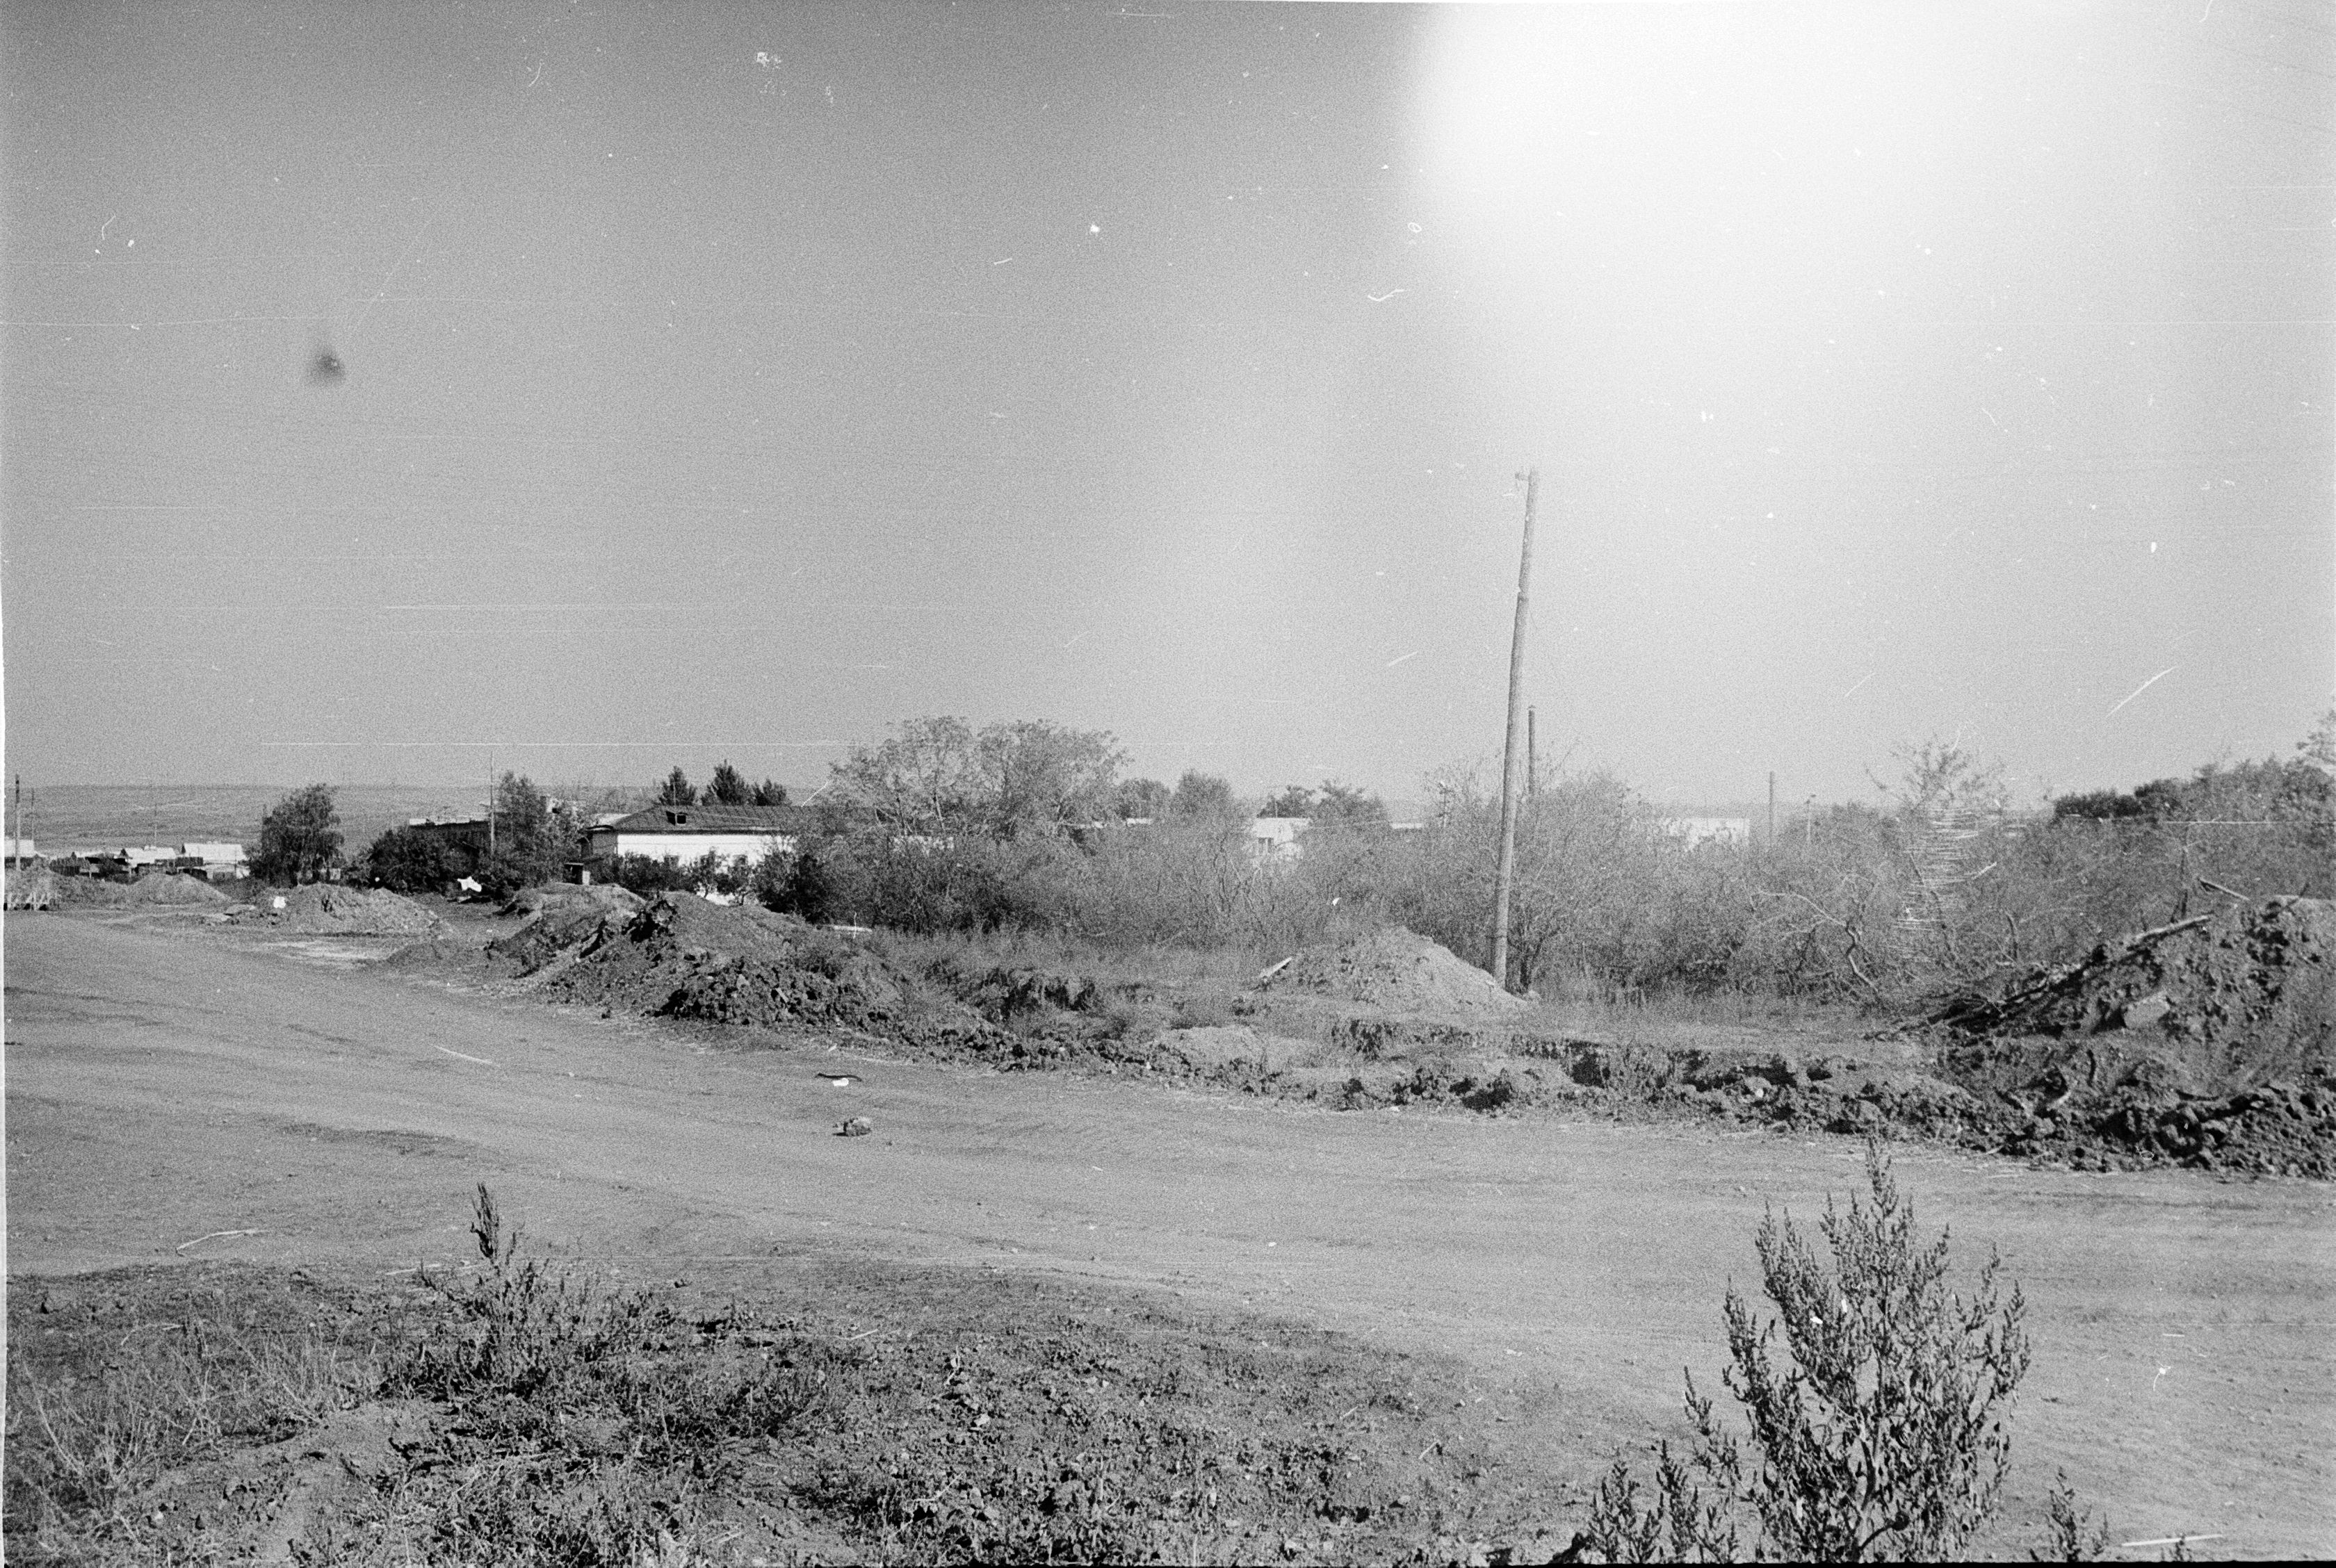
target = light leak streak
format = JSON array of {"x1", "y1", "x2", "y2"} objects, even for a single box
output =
[{"x1": 2105, "y1": 667, "x2": 2175, "y2": 717}]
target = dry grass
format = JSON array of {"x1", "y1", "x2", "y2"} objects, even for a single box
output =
[{"x1": 5, "y1": 1290, "x2": 382, "y2": 1560}]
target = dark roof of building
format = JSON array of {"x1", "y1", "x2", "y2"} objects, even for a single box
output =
[{"x1": 597, "y1": 804, "x2": 816, "y2": 835}]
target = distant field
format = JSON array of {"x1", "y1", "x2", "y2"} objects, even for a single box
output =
[{"x1": 17, "y1": 785, "x2": 500, "y2": 854}]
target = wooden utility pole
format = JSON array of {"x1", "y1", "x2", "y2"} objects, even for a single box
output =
[{"x1": 1489, "y1": 468, "x2": 1539, "y2": 990}]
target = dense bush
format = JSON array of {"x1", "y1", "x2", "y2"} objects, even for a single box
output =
[
  {"x1": 359, "y1": 826, "x2": 457, "y2": 895},
  {"x1": 603, "y1": 851, "x2": 752, "y2": 899},
  {"x1": 746, "y1": 711, "x2": 2333, "y2": 1007}
]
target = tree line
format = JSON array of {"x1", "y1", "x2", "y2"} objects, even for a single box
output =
[{"x1": 257, "y1": 706, "x2": 2330, "y2": 1011}]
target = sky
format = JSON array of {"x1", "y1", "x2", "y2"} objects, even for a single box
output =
[{"x1": 3, "y1": 0, "x2": 2329, "y2": 810}]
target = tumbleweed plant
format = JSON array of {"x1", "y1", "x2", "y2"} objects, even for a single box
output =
[{"x1": 1587, "y1": 1142, "x2": 2030, "y2": 1562}]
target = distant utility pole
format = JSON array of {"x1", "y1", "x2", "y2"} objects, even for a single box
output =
[{"x1": 1489, "y1": 467, "x2": 1539, "y2": 991}]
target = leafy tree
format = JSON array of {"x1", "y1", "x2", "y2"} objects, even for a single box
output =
[
  {"x1": 1167, "y1": 769, "x2": 1242, "y2": 822},
  {"x1": 253, "y1": 784, "x2": 342, "y2": 885},
  {"x1": 1314, "y1": 781, "x2": 1389, "y2": 826},
  {"x1": 2302, "y1": 705, "x2": 2336, "y2": 771},
  {"x1": 708, "y1": 760, "x2": 750, "y2": 806},
  {"x1": 1259, "y1": 785, "x2": 1316, "y2": 817},
  {"x1": 1113, "y1": 777, "x2": 1172, "y2": 820},
  {"x1": 750, "y1": 778, "x2": 788, "y2": 808},
  {"x1": 480, "y1": 771, "x2": 571, "y2": 892},
  {"x1": 829, "y1": 717, "x2": 1124, "y2": 839},
  {"x1": 978, "y1": 719, "x2": 1124, "y2": 835},
  {"x1": 657, "y1": 767, "x2": 697, "y2": 807}
]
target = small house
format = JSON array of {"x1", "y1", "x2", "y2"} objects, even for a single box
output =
[
  {"x1": 584, "y1": 804, "x2": 813, "y2": 874},
  {"x1": 1248, "y1": 816, "x2": 1311, "y2": 862}
]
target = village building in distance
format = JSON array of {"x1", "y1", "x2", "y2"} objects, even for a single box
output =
[{"x1": 584, "y1": 803, "x2": 816, "y2": 877}]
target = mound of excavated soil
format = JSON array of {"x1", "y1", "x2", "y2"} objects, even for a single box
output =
[
  {"x1": 1940, "y1": 895, "x2": 2335, "y2": 1084},
  {"x1": 265, "y1": 885, "x2": 444, "y2": 937},
  {"x1": 47, "y1": 873, "x2": 227, "y2": 908},
  {"x1": 502, "y1": 883, "x2": 645, "y2": 919},
  {"x1": 131, "y1": 873, "x2": 231, "y2": 905},
  {"x1": 504, "y1": 892, "x2": 1009, "y2": 1056},
  {"x1": 1926, "y1": 897, "x2": 2336, "y2": 1177},
  {"x1": 1260, "y1": 926, "x2": 1525, "y2": 1018}
]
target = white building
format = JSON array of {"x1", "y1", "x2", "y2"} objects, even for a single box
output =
[
  {"x1": 181, "y1": 842, "x2": 250, "y2": 879},
  {"x1": 584, "y1": 804, "x2": 808, "y2": 872},
  {"x1": 1248, "y1": 816, "x2": 1310, "y2": 861}
]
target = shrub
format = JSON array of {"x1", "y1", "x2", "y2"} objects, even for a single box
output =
[
  {"x1": 1584, "y1": 1143, "x2": 2031, "y2": 1562},
  {"x1": 348, "y1": 1185, "x2": 827, "y2": 1565},
  {"x1": 605, "y1": 854, "x2": 698, "y2": 899}
]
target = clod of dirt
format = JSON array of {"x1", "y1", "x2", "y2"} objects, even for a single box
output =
[
  {"x1": 837, "y1": 1116, "x2": 873, "y2": 1137},
  {"x1": 508, "y1": 892, "x2": 1012, "y2": 1056},
  {"x1": 263, "y1": 885, "x2": 444, "y2": 936},
  {"x1": 1260, "y1": 926, "x2": 1525, "y2": 1018}
]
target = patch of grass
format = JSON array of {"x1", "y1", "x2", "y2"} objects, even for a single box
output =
[
  {"x1": 3, "y1": 1268, "x2": 387, "y2": 1566},
  {"x1": 9, "y1": 1195, "x2": 1586, "y2": 1565},
  {"x1": 316, "y1": 1184, "x2": 829, "y2": 1565}
]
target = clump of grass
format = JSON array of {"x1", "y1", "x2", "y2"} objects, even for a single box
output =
[
  {"x1": 1583, "y1": 1141, "x2": 2032, "y2": 1562},
  {"x1": 317, "y1": 1184, "x2": 827, "y2": 1565},
  {"x1": 4, "y1": 1291, "x2": 378, "y2": 1559}
]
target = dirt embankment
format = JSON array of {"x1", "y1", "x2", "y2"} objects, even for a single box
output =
[
  {"x1": 241, "y1": 885, "x2": 447, "y2": 937},
  {"x1": 485, "y1": 892, "x2": 1014, "y2": 1056},
  {"x1": 1919, "y1": 895, "x2": 2335, "y2": 1176},
  {"x1": 407, "y1": 895, "x2": 2336, "y2": 1177},
  {"x1": 42, "y1": 872, "x2": 228, "y2": 908}
]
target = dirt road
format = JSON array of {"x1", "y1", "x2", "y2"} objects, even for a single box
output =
[{"x1": 8, "y1": 913, "x2": 2332, "y2": 1556}]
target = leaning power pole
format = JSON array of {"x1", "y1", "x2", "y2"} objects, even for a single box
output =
[{"x1": 1489, "y1": 467, "x2": 1539, "y2": 990}]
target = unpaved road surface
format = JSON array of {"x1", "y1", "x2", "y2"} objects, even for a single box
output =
[{"x1": 8, "y1": 913, "x2": 2333, "y2": 1557}]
